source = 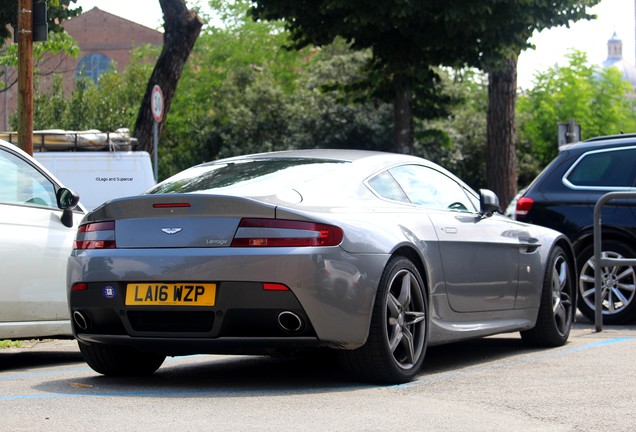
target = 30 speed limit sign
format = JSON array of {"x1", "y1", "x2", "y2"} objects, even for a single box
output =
[{"x1": 151, "y1": 85, "x2": 164, "y2": 123}]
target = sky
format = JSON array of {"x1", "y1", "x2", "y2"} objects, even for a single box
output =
[{"x1": 74, "y1": 0, "x2": 635, "y2": 89}]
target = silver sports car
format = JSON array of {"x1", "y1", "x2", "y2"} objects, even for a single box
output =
[{"x1": 68, "y1": 149, "x2": 576, "y2": 384}]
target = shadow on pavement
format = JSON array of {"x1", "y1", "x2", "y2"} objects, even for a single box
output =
[
  {"x1": 27, "y1": 335, "x2": 540, "y2": 398},
  {"x1": 14, "y1": 313, "x2": 636, "y2": 396},
  {"x1": 0, "y1": 339, "x2": 83, "y2": 371}
]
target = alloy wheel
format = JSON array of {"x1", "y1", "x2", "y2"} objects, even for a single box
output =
[
  {"x1": 580, "y1": 251, "x2": 636, "y2": 316},
  {"x1": 385, "y1": 269, "x2": 427, "y2": 369},
  {"x1": 551, "y1": 254, "x2": 573, "y2": 336}
]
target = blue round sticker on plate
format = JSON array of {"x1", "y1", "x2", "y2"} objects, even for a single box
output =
[{"x1": 102, "y1": 285, "x2": 117, "y2": 299}]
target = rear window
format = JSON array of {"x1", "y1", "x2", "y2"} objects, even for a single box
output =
[
  {"x1": 148, "y1": 158, "x2": 348, "y2": 195},
  {"x1": 564, "y1": 147, "x2": 636, "y2": 189}
]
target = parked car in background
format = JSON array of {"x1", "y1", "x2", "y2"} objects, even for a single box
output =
[
  {"x1": 69, "y1": 149, "x2": 576, "y2": 384},
  {"x1": 514, "y1": 134, "x2": 636, "y2": 324},
  {"x1": 0, "y1": 139, "x2": 84, "y2": 340}
]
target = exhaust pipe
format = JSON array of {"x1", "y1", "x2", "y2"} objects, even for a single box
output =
[
  {"x1": 73, "y1": 310, "x2": 90, "y2": 331},
  {"x1": 277, "y1": 311, "x2": 304, "y2": 333}
]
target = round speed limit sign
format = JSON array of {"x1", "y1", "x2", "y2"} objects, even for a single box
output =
[{"x1": 151, "y1": 85, "x2": 164, "y2": 123}]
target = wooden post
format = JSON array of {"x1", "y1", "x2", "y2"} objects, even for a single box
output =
[{"x1": 17, "y1": 0, "x2": 34, "y2": 156}]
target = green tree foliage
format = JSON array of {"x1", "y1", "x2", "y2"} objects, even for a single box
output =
[
  {"x1": 1, "y1": 0, "x2": 81, "y2": 95},
  {"x1": 421, "y1": 69, "x2": 489, "y2": 190},
  {"x1": 251, "y1": 0, "x2": 475, "y2": 154},
  {"x1": 8, "y1": 0, "x2": 394, "y2": 180},
  {"x1": 11, "y1": 46, "x2": 156, "y2": 132},
  {"x1": 159, "y1": 0, "x2": 310, "y2": 174},
  {"x1": 249, "y1": 2, "x2": 600, "y2": 130},
  {"x1": 0, "y1": 0, "x2": 80, "y2": 46},
  {"x1": 250, "y1": 0, "x2": 600, "y2": 207},
  {"x1": 133, "y1": 0, "x2": 202, "y2": 154},
  {"x1": 1, "y1": 31, "x2": 80, "y2": 92},
  {"x1": 159, "y1": 1, "x2": 394, "y2": 178},
  {"x1": 518, "y1": 50, "x2": 636, "y2": 168}
]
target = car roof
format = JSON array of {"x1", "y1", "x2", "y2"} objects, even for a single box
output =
[
  {"x1": 149, "y1": 148, "x2": 477, "y2": 204},
  {"x1": 199, "y1": 149, "x2": 445, "y2": 177},
  {"x1": 211, "y1": 148, "x2": 415, "y2": 164},
  {"x1": 559, "y1": 134, "x2": 636, "y2": 153}
]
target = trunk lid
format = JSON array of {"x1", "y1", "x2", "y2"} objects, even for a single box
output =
[{"x1": 86, "y1": 194, "x2": 277, "y2": 248}]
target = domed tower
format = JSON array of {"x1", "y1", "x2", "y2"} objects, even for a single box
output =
[{"x1": 601, "y1": 32, "x2": 636, "y2": 98}]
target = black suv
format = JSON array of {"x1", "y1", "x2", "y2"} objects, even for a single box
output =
[{"x1": 514, "y1": 134, "x2": 636, "y2": 324}]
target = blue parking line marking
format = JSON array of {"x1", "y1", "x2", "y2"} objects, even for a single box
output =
[
  {"x1": 565, "y1": 337, "x2": 632, "y2": 351},
  {"x1": 0, "y1": 354, "x2": 202, "y2": 382},
  {"x1": 0, "y1": 367, "x2": 92, "y2": 382},
  {"x1": 393, "y1": 336, "x2": 635, "y2": 389},
  {"x1": 0, "y1": 337, "x2": 633, "y2": 400}
]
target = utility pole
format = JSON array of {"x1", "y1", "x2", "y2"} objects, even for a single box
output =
[{"x1": 17, "y1": 0, "x2": 34, "y2": 156}]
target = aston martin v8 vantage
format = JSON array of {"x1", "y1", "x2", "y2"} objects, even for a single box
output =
[{"x1": 68, "y1": 150, "x2": 576, "y2": 384}]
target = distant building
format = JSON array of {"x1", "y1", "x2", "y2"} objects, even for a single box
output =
[
  {"x1": 600, "y1": 32, "x2": 636, "y2": 98},
  {"x1": 1, "y1": 7, "x2": 163, "y2": 130}
]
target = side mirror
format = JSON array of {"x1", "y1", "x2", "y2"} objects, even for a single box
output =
[
  {"x1": 57, "y1": 188, "x2": 80, "y2": 228},
  {"x1": 479, "y1": 189, "x2": 501, "y2": 217}
]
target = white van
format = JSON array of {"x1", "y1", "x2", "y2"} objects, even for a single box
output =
[
  {"x1": 1, "y1": 129, "x2": 157, "y2": 212},
  {"x1": 34, "y1": 151, "x2": 156, "y2": 211}
]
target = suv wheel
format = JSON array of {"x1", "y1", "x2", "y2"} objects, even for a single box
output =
[{"x1": 577, "y1": 241, "x2": 636, "y2": 325}]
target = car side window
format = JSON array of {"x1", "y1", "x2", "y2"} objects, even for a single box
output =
[
  {"x1": 565, "y1": 147, "x2": 636, "y2": 188},
  {"x1": 388, "y1": 165, "x2": 475, "y2": 212},
  {"x1": 0, "y1": 148, "x2": 57, "y2": 208},
  {"x1": 366, "y1": 171, "x2": 410, "y2": 203}
]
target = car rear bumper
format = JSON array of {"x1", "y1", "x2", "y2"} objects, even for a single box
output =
[
  {"x1": 68, "y1": 247, "x2": 390, "y2": 350},
  {"x1": 75, "y1": 333, "x2": 322, "y2": 356}
]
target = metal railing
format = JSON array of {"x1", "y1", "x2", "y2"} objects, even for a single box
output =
[{"x1": 593, "y1": 191, "x2": 636, "y2": 332}]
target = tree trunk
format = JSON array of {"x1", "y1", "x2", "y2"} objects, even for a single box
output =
[
  {"x1": 134, "y1": 0, "x2": 202, "y2": 156},
  {"x1": 486, "y1": 55, "x2": 518, "y2": 209},
  {"x1": 394, "y1": 84, "x2": 413, "y2": 154}
]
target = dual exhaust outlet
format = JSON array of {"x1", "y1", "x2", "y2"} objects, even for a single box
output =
[
  {"x1": 73, "y1": 309, "x2": 305, "y2": 334},
  {"x1": 277, "y1": 310, "x2": 304, "y2": 333},
  {"x1": 73, "y1": 310, "x2": 90, "y2": 331}
]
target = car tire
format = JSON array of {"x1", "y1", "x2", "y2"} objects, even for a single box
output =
[
  {"x1": 577, "y1": 240, "x2": 636, "y2": 325},
  {"x1": 78, "y1": 342, "x2": 166, "y2": 376},
  {"x1": 521, "y1": 245, "x2": 574, "y2": 347},
  {"x1": 340, "y1": 256, "x2": 428, "y2": 384}
]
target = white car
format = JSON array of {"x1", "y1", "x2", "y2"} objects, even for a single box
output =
[{"x1": 0, "y1": 139, "x2": 85, "y2": 340}]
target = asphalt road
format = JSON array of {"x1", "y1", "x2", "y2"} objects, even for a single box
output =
[{"x1": 1, "y1": 318, "x2": 635, "y2": 432}]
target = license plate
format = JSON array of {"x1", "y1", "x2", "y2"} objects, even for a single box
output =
[{"x1": 125, "y1": 283, "x2": 216, "y2": 306}]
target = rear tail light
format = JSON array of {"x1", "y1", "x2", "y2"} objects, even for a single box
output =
[
  {"x1": 71, "y1": 283, "x2": 88, "y2": 292},
  {"x1": 74, "y1": 221, "x2": 116, "y2": 249},
  {"x1": 263, "y1": 283, "x2": 290, "y2": 291},
  {"x1": 231, "y1": 218, "x2": 343, "y2": 247},
  {"x1": 515, "y1": 197, "x2": 534, "y2": 218}
]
